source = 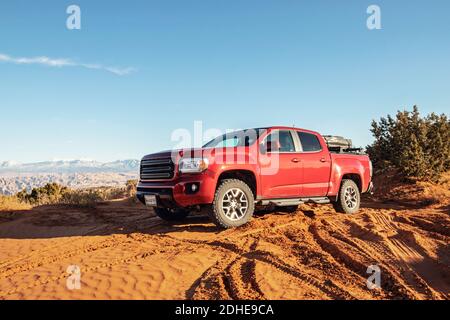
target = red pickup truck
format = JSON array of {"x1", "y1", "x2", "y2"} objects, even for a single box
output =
[{"x1": 137, "y1": 126, "x2": 373, "y2": 228}]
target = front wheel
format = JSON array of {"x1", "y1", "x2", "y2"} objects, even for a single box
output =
[
  {"x1": 154, "y1": 207, "x2": 189, "y2": 221},
  {"x1": 209, "y1": 179, "x2": 255, "y2": 228},
  {"x1": 333, "y1": 179, "x2": 360, "y2": 214}
]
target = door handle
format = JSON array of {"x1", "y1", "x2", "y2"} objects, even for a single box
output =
[
  {"x1": 291, "y1": 158, "x2": 300, "y2": 163},
  {"x1": 320, "y1": 158, "x2": 327, "y2": 162}
]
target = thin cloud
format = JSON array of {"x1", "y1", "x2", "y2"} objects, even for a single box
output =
[{"x1": 0, "y1": 53, "x2": 136, "y2": 76}]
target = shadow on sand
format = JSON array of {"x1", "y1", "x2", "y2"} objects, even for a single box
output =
[{"x1": 0, "y1": 199, "x2": 324, "y2": 240}]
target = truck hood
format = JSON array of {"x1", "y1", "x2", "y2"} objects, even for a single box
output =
[
  {"x1": 141, "y1": 148, "x2": 205, "y2": 161},
  {"x1": 141, "y1": 146, "x2": 256, "y2": 166}
]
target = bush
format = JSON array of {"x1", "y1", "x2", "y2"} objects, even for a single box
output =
[
  {"x1": 60, "y1": 189, "x2": 103, "y2": 208},
  {"x1": 9, "y1": 180, "x2": 137, "y2": 209},
  {"x1": 367, "y1": 106, "x2": 450, "y2": 181},
  {"x1": 126, "y1": 179, "x2": 138, "y2": 197},
  {"x1": 86, "y1": 186, "x2": 126, "y2": 201},
  {"x1": 17, "y1": 183, "x2": 68, "y2": 205}
]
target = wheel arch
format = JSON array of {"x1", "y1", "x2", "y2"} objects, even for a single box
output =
[
  {"x1": 216, "y1": 169, "x2": 257, "y2": 197},
  {"x1": 341, "y1": 173, "x2": 362, "y2": 192}
]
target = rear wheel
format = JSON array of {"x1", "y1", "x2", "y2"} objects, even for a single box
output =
[
  {"x1": 333, "y1": 179, "x2": 360, "y2": 214},
  {"x1": 209, "y1": 179, "x2": 255, "y2": 228},
  {"x1": 154, "y1": 207, "x2": 189, "y2": 221}
]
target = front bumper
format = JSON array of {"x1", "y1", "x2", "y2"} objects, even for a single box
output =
[
  {"x1": 136, "y1": 187, "x2": 175, "y2": 208},
  {"x1": 136, "y1": 172, "x2": 216, "y2": 208}
]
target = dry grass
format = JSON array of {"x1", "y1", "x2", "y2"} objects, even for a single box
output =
[
  {"x1": 60, "y1": 190, "x2": 103, "y2": 208},
  {"x1": 57, "y1": 186, "x2": 129, "y2": 208},
  {"x1": 0, "y1": 195, "x2": 32, "y2": 211},
  {"x1": 373, "y1": 170, "x2": 450, "y2": 207},
  {"x1": 416, "y1": 172, "x2": 450, "y2": 206},
  {"x1": 1, "y1": 182, "x2": 134, "y2": 211}
]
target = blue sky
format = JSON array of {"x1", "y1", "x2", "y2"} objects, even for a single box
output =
[{"x1": 0, "y1": 0, "x2": 449, "y2": 162}]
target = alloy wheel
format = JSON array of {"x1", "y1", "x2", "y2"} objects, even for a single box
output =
[
  {"x1": 344, "y1": 186, "x2": 358, "y2": 209},
  {"x1": 222, "y1": 188, "x2": 249, "y2": 221}
]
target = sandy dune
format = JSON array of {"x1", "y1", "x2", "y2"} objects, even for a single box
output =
[{"x1": 0, "y1": 200, "x2": 448, "y2": 300}]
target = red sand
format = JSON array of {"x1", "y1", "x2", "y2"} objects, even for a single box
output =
[{"x1": 0, "y1": 199, "x2": 448, "y2": 300}]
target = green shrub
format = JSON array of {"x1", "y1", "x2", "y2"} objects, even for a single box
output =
[
  {"x1": 17, "y1": 183, "x2": 68, "y2": 205},
  {"x1": 367, "y1": 106, "x2": 450, "y2": 181}
]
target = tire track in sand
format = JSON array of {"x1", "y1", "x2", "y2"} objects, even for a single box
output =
[{"x1": 312, "y1": 212, "x2": 445, "y2": 299}]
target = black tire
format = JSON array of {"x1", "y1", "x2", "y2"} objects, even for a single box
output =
[
  {"x1": 333, "y1": 179, "x2": 360, "y2": 214},
  {"x1": 154, "y1": 207, "x2": 189, "y2": 221},
  {"x1": 209, "y1": 179, "x2": 255, "y2": 228}
]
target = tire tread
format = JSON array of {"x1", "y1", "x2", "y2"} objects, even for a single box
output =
[
  {"x1": 209, "y1": 179, "x2": 255, "y2": 228},
  {"x1": 333, "y1": 179, "x2": 360, "y2": 214}
]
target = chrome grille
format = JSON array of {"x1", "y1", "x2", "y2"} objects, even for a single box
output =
[{"x1": 140, "y1": 158, "x2": 175, "y2": 180}]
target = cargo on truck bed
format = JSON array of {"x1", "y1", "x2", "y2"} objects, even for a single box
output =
[{"x1": 323, "y1": 135, "x2": 365, "y2": 154}]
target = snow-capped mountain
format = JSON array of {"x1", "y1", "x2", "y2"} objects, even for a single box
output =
[{"x1": 0, "y1": 160, "x2": 22, "y2": 168}]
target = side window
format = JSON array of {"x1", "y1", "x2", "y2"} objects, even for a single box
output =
[
  {"x1": 265, "y1": 130, "x2": 296, "y2": 152},
  {"x1": 298, "y1": 132, "x2": 322, "y2": 152}
]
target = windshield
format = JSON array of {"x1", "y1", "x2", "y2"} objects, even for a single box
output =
[{"x1": 203, "y1": 128, "x2": 267, "y2": 148}]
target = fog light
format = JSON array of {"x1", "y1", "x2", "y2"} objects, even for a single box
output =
[{"x1": 185, "y1": 183, "x2": 200, "y2": 194}]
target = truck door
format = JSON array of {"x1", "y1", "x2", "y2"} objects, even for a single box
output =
[
  {"x1": 295, "y1": 131, "x2": 331, "y2": 197},
  {"x1": 259, "y1": 129, "x2": 303, "y2": 198}
]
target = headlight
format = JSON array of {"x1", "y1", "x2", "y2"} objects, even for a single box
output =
[{"x1": 179, "y1": 158, "x2": 209, "y2": 173}]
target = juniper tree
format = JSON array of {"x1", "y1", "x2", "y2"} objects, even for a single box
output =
[{"x1": 367, "y1": 106, "x2": 450, "y2": 181}]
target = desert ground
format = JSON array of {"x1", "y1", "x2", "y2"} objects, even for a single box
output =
[{"x1": 0, "y1": 196, "x2": 448, "y2": 300}]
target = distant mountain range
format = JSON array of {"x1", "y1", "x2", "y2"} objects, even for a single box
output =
[
  {"x1": 0, "y1": 159, "x2": 140, "y2": 195},
  {"x1": 0, "y1": 159, "x2": 140, "y2": 174}
]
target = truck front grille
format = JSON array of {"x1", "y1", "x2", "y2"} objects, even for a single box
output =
[{"x1": 140, "y1": 158, "x2": 175, "y2": 180}]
